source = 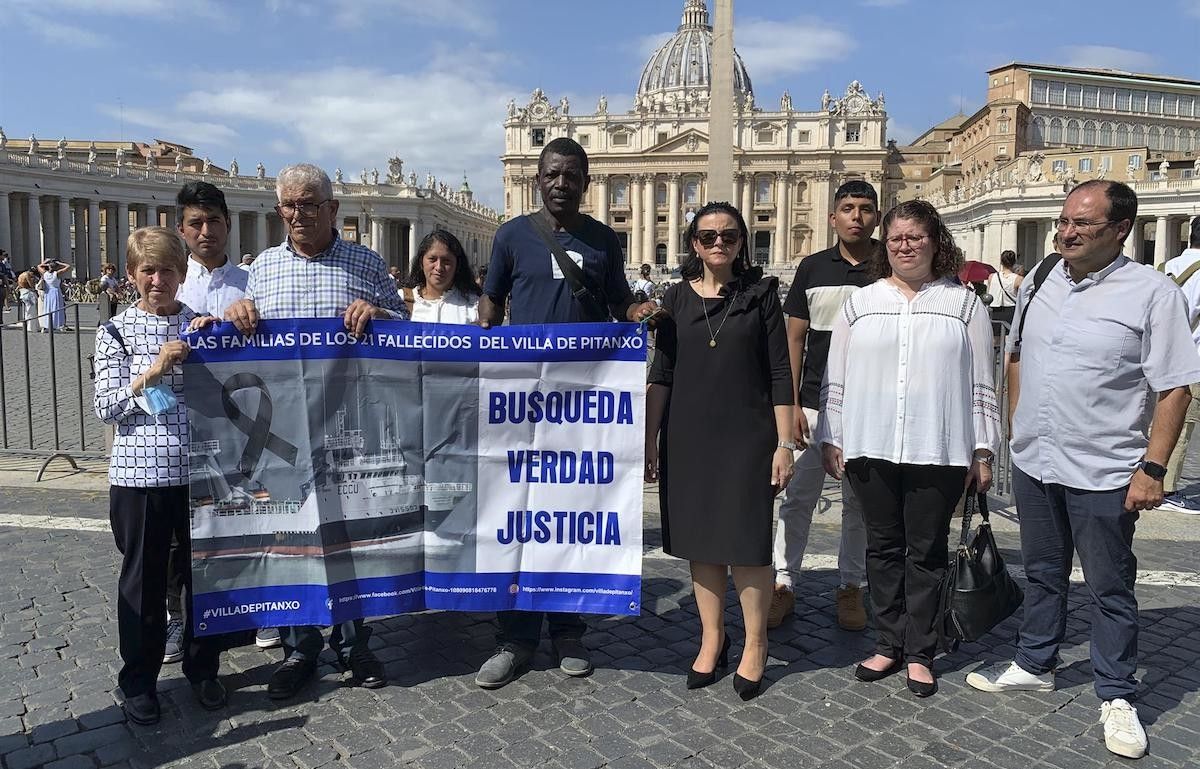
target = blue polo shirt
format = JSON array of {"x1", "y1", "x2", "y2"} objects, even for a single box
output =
[{"x1": 483, "y1": 214, "x2": 633, "y2": 325}]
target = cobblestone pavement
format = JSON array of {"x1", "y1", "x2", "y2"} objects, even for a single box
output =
[{"x1": 2, "y1": 449, "x2": 1200, "y2": 769}]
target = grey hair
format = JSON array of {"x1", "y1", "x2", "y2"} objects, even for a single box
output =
[{"x1": 275, "y1": 163, "x2": 333, "y2": 200}]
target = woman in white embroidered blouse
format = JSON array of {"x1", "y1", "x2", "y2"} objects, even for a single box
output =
[
  {"x1": 817, "y1": 200, "x2": 1000, "y2": 698},
  {"x1": 402, "y1": 229, "x2": 481, "y2": 324}
]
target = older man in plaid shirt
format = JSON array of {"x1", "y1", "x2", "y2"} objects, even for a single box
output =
[{"x1": 224, "y1": 163, "x2": 405, "y2": 699}]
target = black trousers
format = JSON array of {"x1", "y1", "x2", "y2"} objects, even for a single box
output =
[
  {"x1": 844, "y1": 459, "x2": 967, "y2": 666},
  {"x1": 165, "y1": 533, "x2": 185, "y2": 618},
  {"x1": 109, "y1": 485, "x2": 221, "y2": 697}
]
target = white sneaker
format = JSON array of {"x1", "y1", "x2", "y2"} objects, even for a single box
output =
[
  {"x1": 1156, "y1": 493, "x2": 1200, "y2": 514},
  {"x1": 1100, "y1": 698, "x2": 1147, "y2": 759},
  {"x1": 966, "y1": 661, "x2": 1055, "y2": 692}
]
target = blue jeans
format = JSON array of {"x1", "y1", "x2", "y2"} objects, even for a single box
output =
[
  {"x1": 497, "y1": 611, "x2": 586, "y2": 650},
  {"x1": 1013, "y1": 466, "x2": 1139, "y2": 700}
]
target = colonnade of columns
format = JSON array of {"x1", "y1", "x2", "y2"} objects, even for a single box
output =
[
  {"x1": 957, "y1": 212, "x2": 1190, "y2": 270},
  {"x1": 346, "y1": 213, "x2": 493, "y2": 273},
  {"x1": 507, "y1": 169, "x2": 835, "y2": 268},
  {"x1": 0, "y1": 190, "x2": 287, "y2": 278}
]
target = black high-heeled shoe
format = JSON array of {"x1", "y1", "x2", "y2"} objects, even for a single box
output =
[
  {"x1": 732, "y1": 671, "x2": 762, "y2": 701},
  {"x1": 686, "y1": 634, "x2": 730, "y2": 690}
]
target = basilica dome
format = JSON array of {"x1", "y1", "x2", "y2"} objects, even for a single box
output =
[{"x1": 636, "y1": 0, "x2": 753, "y2": 109}]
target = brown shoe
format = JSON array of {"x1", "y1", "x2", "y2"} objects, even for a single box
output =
[
  {"x1": 767, "y1": 586, "x2": 795, "y2": 629},
  {"x1": 836, "y1": 585, "x2": 867, "y2": 631}
]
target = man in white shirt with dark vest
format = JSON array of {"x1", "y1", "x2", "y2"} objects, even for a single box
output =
[{"x1": 967, "y1": 181, "x2": 1200, "y2": 760}]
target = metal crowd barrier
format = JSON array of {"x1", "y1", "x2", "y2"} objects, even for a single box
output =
[
  {"x1": 991, "y1": 320, "x2": 1014, "y2": 503},
  {"x1": 0, "y1": 302, "x2": 109, "y2": 479}
]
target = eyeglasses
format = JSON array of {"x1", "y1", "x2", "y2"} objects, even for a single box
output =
[
  {"x1": 275, "y1": 199, "x2": 330, "y2": 219},
  {"x1": 1054, "y1": 217, "x2": 1115, "y2": 232},
  {"x1": 695, "y1": 229, "x2": 741, "y2": 247},
  {"x1": 885, "y1": 234, "x2": 929, "y2": 248}
]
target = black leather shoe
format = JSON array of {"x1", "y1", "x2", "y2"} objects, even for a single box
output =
[
  {"x1": 732, "y1": 672, "x2": 763, "y2": 701},
  {"x1": 267, "y1": 657, "x2": 317, "y2": 700},
  {"x1": 340, "y1": 645, "x2": 386, "y2": 689},
  {"x1": 191, "y1": 678, "x2": 227, "y2": 710},
  {"x1": 686, "y1": 634, "x2": 730, "y2": 690},
  {"x1": 123, "y1": 693, "x2": 160, "y2": 725},
  {"x1": 906, "y1": 673, "x2": 938, "y2": 698},
  {"x1": 854, "y1": 657, "x2": 903, "y2": 682}
]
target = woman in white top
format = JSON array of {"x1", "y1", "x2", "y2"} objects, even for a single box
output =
[
  {"x1": 986, "y1": 249, "x2": 1024, "y2": 325},
  {"x1": 93, "y1": 227, "x2": 224, "y2": 723},
  {"x1": 17, "y1": 271, "x2": 40, "y2": 332},
  {"x1": 818, "y1": 200, "x2": 1000, "y2": 697},
  {"x1": 400, "y1": 229, "x2": 481, "y2": 561},
  {"x1": 402, "y1": 229, "x2": 481, "y2": 324}
]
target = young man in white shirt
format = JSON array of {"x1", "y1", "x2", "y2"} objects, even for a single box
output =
[{"x1": 171, "y1": 182, "x2": 281, "y2": 655}]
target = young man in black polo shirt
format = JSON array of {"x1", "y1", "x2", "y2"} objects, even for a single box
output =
[{"x1": 769, "y1": 180, "x2": 879, "y2": 630}]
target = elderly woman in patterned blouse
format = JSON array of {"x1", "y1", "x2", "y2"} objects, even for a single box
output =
[{"x1": 94, "y1": 226, "x2": 225, "y2": 725}]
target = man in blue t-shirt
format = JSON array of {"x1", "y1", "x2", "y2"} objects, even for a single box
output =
[{"x1": 478, "y1": 138, "x2": 656, "y2": 689}]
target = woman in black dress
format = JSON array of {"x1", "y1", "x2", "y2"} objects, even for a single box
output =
[{"x1": 645, "y1": 201, "x2": 795, "y2": 700}]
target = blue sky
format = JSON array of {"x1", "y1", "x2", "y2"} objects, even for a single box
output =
[{"x1": 2, "y1": 0, "x2": 1199, "y2": 209}]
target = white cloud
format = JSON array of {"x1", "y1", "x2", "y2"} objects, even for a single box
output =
[
  {"x1": 11, "y1": 9, "x2": 108, "y2": 47},
  {"x1": 98, "y1": 105, "x2": 239, "y2": 148},
  {"x1": 636, "y1": 32, "x2": 674, "y2": 61},
  {"x1": 165, "y1": 60, "x2": 519, "y2": 207},
  {"x1": 1059, "y1": 45, "x2": 1158, "y2": 73},
  {"x1": 8, "y1": 0, "x2": 221, "y2": 46},
  {"x1": 736, "y1": 18, "x2": 855, "y2": 81},
  {"x1": 1183, "y1": 0, "x2": 1200, "y2": 17}
]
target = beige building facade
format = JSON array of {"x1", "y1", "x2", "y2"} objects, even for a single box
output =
[
  {"x1": 500, "y1": 0, "x2": 887, "y2": 269},
  {"x1": 0, "y1": 133, "x2": 499, "y2": 277},
  {"x1": 890, "y1": 62, "x2": 1200, "y2": 270}
]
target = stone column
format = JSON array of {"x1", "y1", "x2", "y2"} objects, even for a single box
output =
[
  {"x1": 72, "y1": 202, "x2": 86, "y2": 276},
  {"x1": 998, "y1": 218, "x2": 1018, "y2": 265},
  {"x1": 135, "y1": 206, "x2": 148, "y2": 229},
  {"x1": 643, "y1": 175, "x2": 656, "y2": 264},
  {"x1": 1044, "y1": 218, "x2": 1058, "y2": 258},
  {"x1": 409, "y1": 219, "x2": 421, "y2": 260},
  {"x1": 115, "y1": 202, "x2": 130, "y2": 273},
  {"x1": 357, "y1": 212, "x2": 369, "y2": 246},
  {"x1": 371, "y1": 217, "x2": 386, "y2": 260},
  {"x1": 255, "y1": 211, "x2": 268, "y2": 254},
  {"x1": 0, "y1": 191, "x2": 11, "y2": 257},
  {"x1": 773, "y1": 172, "x2": 790, "y2": 265},
  {"x1": 164, "y1": 207, "x2": 177, "y2": 230},
  {"x1": 982, "y1": 220, "x2": 1001, "y2": 265},
  {"x1": 26, "y1": 195, "x2": 44, "y2": 267},
  {"x1": 1154, "y1": 215, "x2": 1169, "y2": 267},
  {"x1": 667, "y1": 173, "x2": 681, "y2": 265},
  {"x1": 973, "y1": 226, "x2": 985, "y2": 263},
  {"x1": 740, "y1": 173, "x2": 753, "y2": 221},
  {"x1": 87, "y1": 199, "x2": 100, "y2": 277},
  {"x1": 629, "y1": 175, "x2": 643, "y2": 265},
  {"x1": 809, "y1": 173, "x2": 833, "y2": 252},
  {"x1": 594, "y1": 175, "x2": 609, "y2": 226},
  {"x1": 104, "y1": 203, "x2": 118, "y2": 267},
  {"x1": 57, "y1": 198, "x2": 71, "y2": 269},
  {"x1": 227, "y1": 211, "x2": 241, "y2": 262}
]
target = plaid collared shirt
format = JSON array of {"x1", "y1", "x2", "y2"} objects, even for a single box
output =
[{"x1": 246, "y1": 231, "x2": 407, "y2": 319}]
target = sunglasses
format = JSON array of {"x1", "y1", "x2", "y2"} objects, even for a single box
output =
[{"x1": 695, "y1": 229, "x2": 741, "y2": 247}]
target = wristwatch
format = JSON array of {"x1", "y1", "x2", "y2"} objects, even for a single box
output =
[
  {"x1": 1139, "y1": 460, "x2": 1167, "y2": 481},
  {"x1": 973, "y1": 451, "x2": 994, "y2": 466},
  {"x1": 778, "y1": 440, "x2": 798, "y2": 451}
]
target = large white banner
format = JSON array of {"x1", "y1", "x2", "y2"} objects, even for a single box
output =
[{"x1": 182, "y1": 318, "x2": 645, "y2": 636}]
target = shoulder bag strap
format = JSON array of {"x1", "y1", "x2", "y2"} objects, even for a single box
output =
[
  {"x1": 102, "y1": 320, "x2": 128, "y2": 356},
  {"x1": 526, "y1": 213, "x2": 607, "y2": 321},
  {"x1": 1169, "y1": 260, "x2": 1200, "y2": 288},
  {"x1": 1013, "y1": 254, "x2": 1062, "y2": 350}
]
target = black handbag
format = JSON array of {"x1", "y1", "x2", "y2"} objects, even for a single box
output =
[{"x1": 938, "y1": 491, "x2": 1024, "y2": 649}]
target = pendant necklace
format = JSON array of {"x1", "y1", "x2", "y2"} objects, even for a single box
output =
[{"x1": 702, "y1": 288, "x2": 736, "y2": 348}]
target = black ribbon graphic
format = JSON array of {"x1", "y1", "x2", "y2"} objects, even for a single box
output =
[{"x1": 220, "y1": 373, "x2": 299, "y2": 482}]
